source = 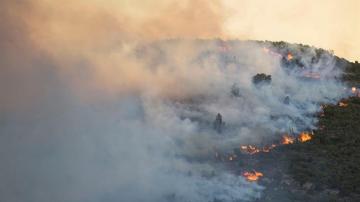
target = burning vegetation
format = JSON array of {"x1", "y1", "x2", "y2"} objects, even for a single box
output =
[
  {"x1": 339, "y1": 101, "x2": 348, "y2": 107},
  {"x1": 286, "y1": 53, "x2": 293, "y2": 61},
  {"x1": 268, "y1": 59, "x2": 360, "y2": 201},
  {"x1": 281, "y1": 134, "x2": 295, "y2": 145},
  {"x1": 243, "y1": 170, "x2": 264, "y2": 182},
  {"x1": 208, "y1": 42, "x2": 359, "y2": 201},
  {"x1": 239, "y1": 132, "x2": 312, "y2": 155},
  {"x1": 211, "y1": 42, "x2": 359, "y2": 201},
  {"x1": 298, "y1": 132, "x2": 312, "y2": 142}
]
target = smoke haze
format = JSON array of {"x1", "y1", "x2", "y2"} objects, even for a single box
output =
[{"x1": 0, "y1": 0, "x2": 354, "y2": 201}]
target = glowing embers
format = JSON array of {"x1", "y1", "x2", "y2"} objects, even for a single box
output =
[
  {"x1": 286, "y1": 53, "x2": 293, "y2": 61},
  {"x1": 262, "y1": 47, "x2": 295, "y2": 61},
  {"x1": 240, "y1": 144, "x2": 276, "y2": 155},
  {"x1": 298, "y1": 132, "x2": 312, "y2": 142},
  {"x1": 281, "y1": 134, "x2": 295, "y2": 145},
  {"x1": 352, "y1": 87, "x2": 357, "y2": 93},
  {"x1": 240, "y1": 132, "x2": 313, "y2": 155},
  {"x1": 240, "y1": 145, "x2": 260, "y2": 154},
  {"x1": 243, "y1": 170, "x2": 264, "y2": 182},
  {"x1": 351, "y1": 86, "x2": 360, "y2": 97},
  {"x1": 339, "y1": 102, "x2": 348, "y2": 107},
  {"x1": 228, "y1": 154, "x2": 237, "y2": 161},
  {"x1": 262, "y1": 144, "x2": 277, "y2": 152}
]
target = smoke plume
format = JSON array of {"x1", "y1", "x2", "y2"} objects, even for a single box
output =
[{"x1": 0, "y1": 1, "x2": 350, "y2": 202}]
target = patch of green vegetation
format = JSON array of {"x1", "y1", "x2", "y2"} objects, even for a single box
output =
[
  {"x1": 343, "y1": 61, "x2": 360, "y2": 86},
  {"x1": 287, "y1": 60, "x2": 360, "y2": 198}
]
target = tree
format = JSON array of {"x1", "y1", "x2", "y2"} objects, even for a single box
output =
[
  {"x1": 284, "y1": 96, "x2": 290, "y2": 105},
  {"x1": 231, "y1": 83, "x2": 240, "y2": 97},
  {"x1": 213, "y1": 113, "x2": 225, "y2": 133},
  {"x1": 252, "y1": 73, "x2": 272, "y2": 85}
]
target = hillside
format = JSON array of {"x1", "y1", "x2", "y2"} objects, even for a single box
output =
[{"x1": 258, "y1": 44, "x2": 360, "y2": 201}]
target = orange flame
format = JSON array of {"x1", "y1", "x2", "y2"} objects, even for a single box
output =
[
  {"x1": 282, "y1": 135, "x2": 295, "y2": 145},
  {"x1": 352, "y1": 87, "x2": 357, "y2": 93},
  {"x1": 240, "y1": 144, "x2": 277, "y2": 154},
  {"x1": 228, "y1": 154, "x2": 237, "y2": 161},
  {"x1": 238, "y1": 133, "x2": 312, "y2": 157},
  {"x1": 287, "y1": 53, "x2": 293, "y2": 61},
  {"x1": 339, "y1": 102, "x2": 348, "y2": 107},
  {"x1": 240, "y1": 145, "x2": 260, "y2": 154},
  {"x1": 262, "y1": 144, "x2": 277, "y2": 152},
  {"x1": 298, "y1": 132, "x2": 312, "y2": 142},
  {"x1": 243, "y1": 170, "x2": 263, "y2": 182}
]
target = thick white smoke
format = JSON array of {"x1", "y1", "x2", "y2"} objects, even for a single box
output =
[
  {"x1": 0, "y1": 1, "x2": 351, "y2": 201},
  {"x1": 0, "y1": 38, "x2": 347, "y2": 202}
]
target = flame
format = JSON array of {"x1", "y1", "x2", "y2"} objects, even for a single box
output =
[
  {"x1": 240, "y1": 145, "x2": 260, "y2": 154},
  {"x1": 298, "y1": 132, "x2": 312, "y2": 142},
  {"x1": 287, "y1": 53, "x2": 293, "y2": 61},
  {"x1": 339, "y1": 102, "x2": 348, "y2": 107},
  {"x1": 281, "y1": 135, "x2": 295, "y2": 145},
  {"x1": 240, "y1": 144, "x2": 277, "y2": 154},
  {"x1": 238, "y1": 133, "x2": 312, "y2": 157},
  {"x1": 262, "y1": 144, "x2": 276, "y2": 152},
  {"x1": 243, "y1": 170, "x2": 263, "y2": 182},
  {"x1": 228, "y1": 154, "x2": 236, "y2": 161},
  {"x1": 352, "y1": 87, "x2": 357, "y2": 93}
]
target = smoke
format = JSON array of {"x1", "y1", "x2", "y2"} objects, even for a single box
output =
[{"x1": 0, "y1": 1, "x2": 349, "y2": 202}]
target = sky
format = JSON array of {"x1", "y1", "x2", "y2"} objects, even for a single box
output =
[
  {"x1": 223, "y1": 0, "x2": 360, "y2": 62},
  {"x1": 2, "y1": 0, "x2": 358, "y2": 61}
]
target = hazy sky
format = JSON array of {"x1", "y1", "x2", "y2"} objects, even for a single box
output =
[
  {"x1": 113, "y1": 0, "x2": 360, "y2": 60},
  {"x1": 1, "y1": 0, "x2": 359, "y2": 61},
  {"x1": 223, "y1": 0, "x2": 360, "y2": 61}
]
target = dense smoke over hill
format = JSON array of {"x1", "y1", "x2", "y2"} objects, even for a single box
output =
[
  {"x1": 0, "y1": 35, "x2": 349, "y2": 201},
  {"x1": 0, "y1": 1, "x2": 355, "y2": 201}
]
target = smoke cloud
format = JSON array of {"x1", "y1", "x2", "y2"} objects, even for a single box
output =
[{"x1": 0, "y1": 0, "x2": 351, "y2": 202}]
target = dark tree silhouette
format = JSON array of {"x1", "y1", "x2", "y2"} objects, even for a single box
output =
[
  {"x1": 231, "y1": 83, "x2": 240, "y2": 97},
  {"x1": 283, "y1": 96, "x2": 290, "y2": 105},
  {"x1": 213, "y1": 113, "x2": 225, "y2": 133},
  {"x1": 252, "y1": 73, "x2": 272, "y2": 85}
]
